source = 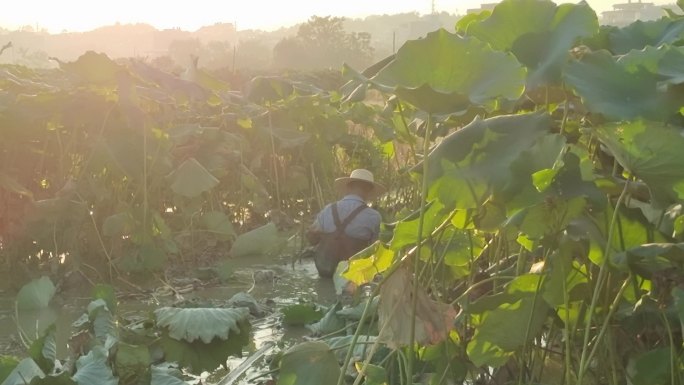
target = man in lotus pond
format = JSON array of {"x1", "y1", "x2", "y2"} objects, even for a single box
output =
[{"x1": 306, "y1": 169, "x2": 384, "y2": 278}]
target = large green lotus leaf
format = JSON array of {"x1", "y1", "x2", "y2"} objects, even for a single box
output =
[
  {"x1": 420, "y1": 112, "x2": 552, "y2": 209},
  {"x1": 564, "y1": 50, "x2": 678, "y2": 120},
  {"x1": 626, "y1": 348, "x2": 672, "y2": 385},
  {"x1": 114, "y1": 343, "x2": 151, "y2": 384},
  {"x1": 72, "y1": 346, "x2": 118, "y2": 385},
  {"x1": 169, "y1": 158, "x2": 219, "y2": 198},
  {"x1": 281, "y1": 303, "x2": 324, "y2": 326},
  {"x1": 16, "y1": 277, "x2": 55, "y2": 310},
  {"x1": 390, "y1": 200, "x2": 447, "y2": 250},
  {"x1": 0, "y1": 356, "x2": 20, "y2": 384},
  {"x1": 305, "y1": 302, "x2": 345, "y2": 336},
  {"x1": 619, "y1": 45, "x2": 684, "y2": 86},
  {"x1": 466, "y1": 274, "x2": 550, "y2": 368},
  {"x1": 102, "y1": 212, "x2": 136, "y2": 238},
  {"x1": 611, "y1": 243, "x2": 684, "y2": 278},
  {"x1": 28, "y1": 371, "x2": 76, "y2": 385},
  {"x1": 58, "y1": 51, "x2": 124, "y2": 85},
  {"x1": 228, "y1": 222, "x2": 282, "y2": 258},
  {"x1": 608, "y1": 18, "x2": 684, "y2": 55},
  {"x1": 158, "y1": 322, "x2": 251, "y2": 375},
  {"x1": 463, "y1": 0, "x2": 598, "y2": 88},
  {"x1": 150, "y1": 364, "x2": 186, "y2": 385},
  {"x1": 593, "y1": 121, "x2": 684, "y2": 207},
  {"x1": 28, "y1": 325, "x2": 57, "y2": 374},
  {"x1": 277, "y1": 342, "x2": 341, "y2": 385},
  {"x1": 154, "y1": 307, "x2": 249, "y2": 344},
  {"x1": 87, "y1": 299, "x2": 117, "y2": 344},
  {"x1": 200, "y1": 211, "x2": 236, "y2": 242},
  {"x1": 0, "y1": 358, "x2": 44, "y2": 385},
  {"x1": 371, "y1": 29, "x2": 525, "y2": 114}
]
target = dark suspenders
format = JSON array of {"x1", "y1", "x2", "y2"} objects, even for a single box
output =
[{"x1": 331, "y1": 202, "x2": 368, "y2": 235}]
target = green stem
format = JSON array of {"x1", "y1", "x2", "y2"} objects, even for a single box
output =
[
  {"x1": 577, "y1": 180, "x2": 629, "y2": 384},
  {"x1": 407, "y1": 113, "x2": 432, "y2": 384}
]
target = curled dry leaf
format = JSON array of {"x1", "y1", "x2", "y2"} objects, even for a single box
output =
[{"x1": 378, "y1": 267, "x2": 457, "y2": 349}]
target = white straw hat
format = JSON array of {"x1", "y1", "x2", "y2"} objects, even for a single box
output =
[{"x1": 334, "y1": 169, "x2": 386, "y2": 199}]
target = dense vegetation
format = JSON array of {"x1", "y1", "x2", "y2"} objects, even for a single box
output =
[{"x1": 3, "y1": 0, "x2": 684, "y2": 384}]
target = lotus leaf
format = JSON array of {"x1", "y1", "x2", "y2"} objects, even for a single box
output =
[
  {"x1": 378, "y1": 267, "x2": 456, "y2": 349},
  {"x1": 420, "y1": 112, "x2": 552, "y2": 209},
  {"x1": 609, "y1": 18, "x2": 684, "y2": 55},
  {"x1": 277, "y1": 342, "x2": 341, "y2": 385},
  {"x1": 150, "y1": 364, "x2": 187, "y2": 385},
  {"x1": 593, "y1": 121, "x2": 684, "y2": 207},
  {"x1": 306, "y1": 302, "x2": 345, "y2": 336},
  {"x1": 57, "y1": 51, "x2": 123, "y2": 85},
  {"x1": 0, "y1": 356, "x2": 19, "y2": 384},
  {"x1": 72, "y1": 346, "x2": 117, "y2": 385},
  {"x1": 228, "y1": 222, "x2": 282, "y2": 258},
  {"x1": 154, "y1": 307, "x2": 249, "y2": 344},
  {"x1": 343, "y1": 243, "x2": 394, "y2": 285},
  {"x1": 371, "y1": 29, "x2": 525, "y2": 114},
  {"x1": 466, "y1": 274, "x2": 550, "y2": 367},
  {"x1": 462, "y1": 0, "x2": 598, "y2": 88},
  {"x1": 626, "y1": 348, "x2": 672, "y2": 385},
  {"x1": 169, "y1": 158, "x2": 219, "y2": 198},
  {"x1": 0, "y1": 358, "x2": 44, "y2": 385},
  {"x1": 28, "y1": 325, "x2": 57, "y2": 373},
  {"x1": 564, "y1": 50, "x2": 681, "y2": 120},
  {"x1": 16, "y1": 277, "x2": 55, "y2": 310},
  {"x1": 282, "y1": 303, "x2": 324, "y2": 326},
  {"x1": 200, "y1": 211, "x2": 236, "y2": 241},
  {"x1": 611, "y1": 243, "x2": 684, "y2": 278},
  {"x1": 114, "y1": 343, "x2": 151, "y2": 384},
  {"x1": 158, "y1": 324, "x2": 251, "y2": 374}
]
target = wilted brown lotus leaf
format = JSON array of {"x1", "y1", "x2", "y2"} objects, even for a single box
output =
[{"x1": 378, "y1": 267, "x2": 456, "y2": 349}]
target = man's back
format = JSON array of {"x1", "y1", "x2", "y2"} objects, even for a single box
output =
[{"x1": 314, "y1": 194, "x2": 381, "y2": 242}]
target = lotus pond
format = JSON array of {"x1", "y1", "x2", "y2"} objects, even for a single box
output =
[{"x1": 0, "y1": 251, "x2": 352, "y2": 385}]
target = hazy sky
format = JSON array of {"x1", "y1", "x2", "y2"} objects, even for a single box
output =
[{"x1": 0, "y1": 0, "x2": 674, "y2": 33}]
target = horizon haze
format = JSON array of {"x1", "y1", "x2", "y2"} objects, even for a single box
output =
[{"x1": 1, "y1": 0, "x2": 674, "y2": 33}]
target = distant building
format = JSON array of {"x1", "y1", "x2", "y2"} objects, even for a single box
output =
[
  {"x1": 466, "y1": 3, "x2": 498, "y2": 14},
  {"x1": 600, "y1": 1, "x2": 666, "y2": 26}
]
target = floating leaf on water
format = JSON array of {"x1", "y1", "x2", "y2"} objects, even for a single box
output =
[
  {"x1": 158, "y1": 323, "x2": 251, "y2": 375},
  {"x1": 277, "y1": 342, "x2": 341, "y2": 385},
  {"x1": 150, "y1": 363, "x2": 186, "y2": 385},
  {"x1": 281, "y1": 303, "x2": 324, "y2": 326},
  {"x1": 154, "y1": 307, "x2": 250, "y2": 344},
  {"x1": 16, "y1": 277, "x2": 55, "y2": 310}
]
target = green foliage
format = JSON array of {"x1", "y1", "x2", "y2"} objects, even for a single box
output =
[
  {"x1": 281, "y1": 303, "x2": 324, "y2": 326},
  {"x1": 16, "y1": 277, "x2": 56, "y2": 310},
  {"x1": 277, "y1": 342, "x2": 341, "y2": 385},
  {"x1": 460, "y1": 0, "x2": 598, "y2": 88},
  {"x1": 228, "y1": 222, "x2": 282, "y2": 258},
  {"x1": 371, "y1": 29, "x2": 526, "y2": 114},
  {"x1": 0, "y1": 356, "x2": 20, "y2": 384},
  {"x1": 154, "y1": 307, "x2": 249, "y2": 343}
]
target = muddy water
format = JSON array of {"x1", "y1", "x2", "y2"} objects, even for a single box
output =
[{"x1": 0, "y1": 255, "x2": 338, "y2": 384}]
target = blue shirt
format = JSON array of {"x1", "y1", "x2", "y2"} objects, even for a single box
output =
[{"x1": 312, "y1": 194, "x2": 381, "y2": 241}]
